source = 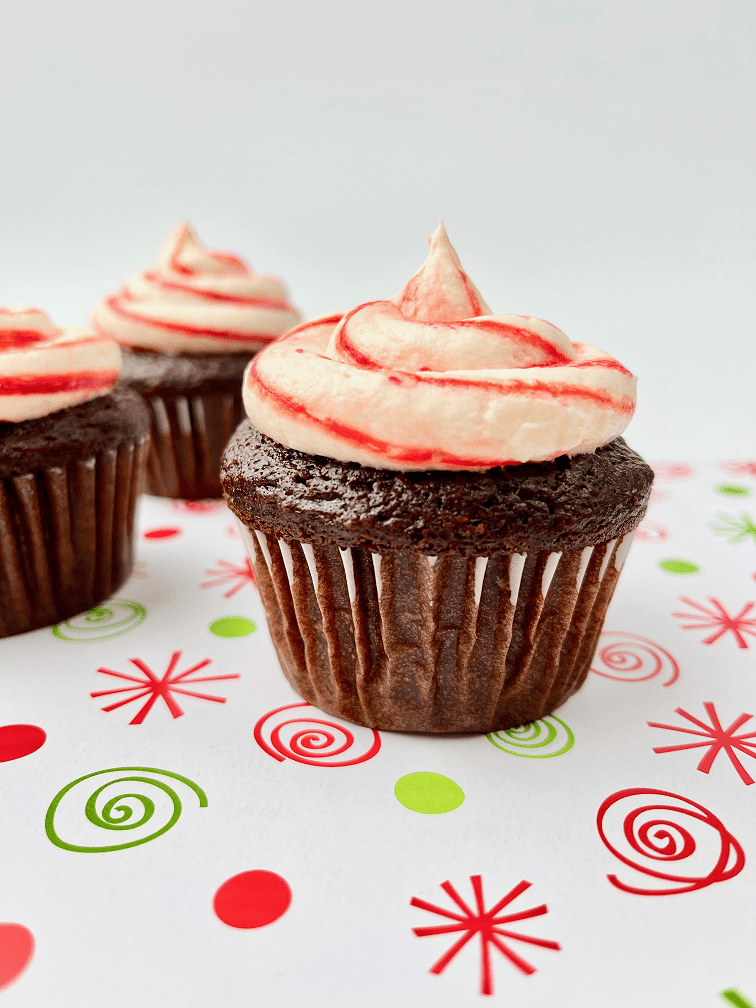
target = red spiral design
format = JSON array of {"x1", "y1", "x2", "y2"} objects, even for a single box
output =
[
  {"x1": 634, "y1": 520, "x2": 669, "y2": 544},
  {"x1": 254, "y1": 703, "x2": 381, "y2": 767},
  {"x1": 591, "y1": 632, "x2": 680, "y2": 686},
  {"x1": 272, "y1": 721, "x2": 352, "y2": 760},
  {"x1": 596, "y1": 788, "x2": 745, "y2": 896}
]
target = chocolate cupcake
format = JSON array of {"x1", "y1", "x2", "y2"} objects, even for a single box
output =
[
  {"x1": 92, "y1": 223, "x2": 300, "y2": 500},
  {"x1": 222, "y1": 226, "x2": 653, "y2": 733},
  {"x1": 0, "y1": 308, "x2": 150, "y2": 638}
]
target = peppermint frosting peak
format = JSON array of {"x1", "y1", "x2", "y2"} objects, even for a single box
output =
[
  {"x1": 156, "y1": 222, "x2": 252, "y2": 279},
  {"x1": 244, "y1": 226, "x2": 637, "y2": 471},
  {"x1": 0, "y1": 308, "x2": 121, "y2": 423},
  {"x1": 390, "y1": 223, "x2": 491, "y2": 322},
  {"x1": 92, "y1": 223, "x2": 301, "y2": 355}
]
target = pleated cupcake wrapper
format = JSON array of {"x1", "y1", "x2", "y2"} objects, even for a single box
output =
[
  {"x1": 144, "y1": 390, "x2": 245, "y2": 500},
  {"x1": 239, "y1": 525, "x2": 637, "y2": 732},
  {"x1": 0, "y1": 438, "x2": 149, "y2": 639}
]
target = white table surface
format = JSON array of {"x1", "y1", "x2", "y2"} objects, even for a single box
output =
[{"x1": 0, "y1": 459, "x2": 754, "y2": 1007}]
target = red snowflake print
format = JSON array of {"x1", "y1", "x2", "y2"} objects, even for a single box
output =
[
  {"x1": 651, "y1": 462, "x2": 695, "y2": 482},
  {"x1": 411, "y1": 876, "x2": 560, "y2": 996},
  {"x1": 92, "y1": 651, "x2": 240, "y2": 724},
  {"x1": 649, "y1": 702, "x2": 756, "y2": 785},
  {"x1": 635, "y1": 520, "x2": 669, "y2": 544},
  {"x1": 202, "y1": 557, "x2": 255, "y2": 598},
  {"x1": 721, "y1": 461, "x2": 756, "y2": 480},
  {"x1": 673, "y1": 596, "x2": 756, "y2": 649}
]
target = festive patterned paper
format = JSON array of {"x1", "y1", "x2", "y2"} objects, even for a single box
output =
[{"x1": 0, "y1": 460, "x2": 754, "y2": 1006}]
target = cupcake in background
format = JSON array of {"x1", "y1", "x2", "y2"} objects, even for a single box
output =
[
  {"x1": 92, "y1": 223, "x2": 300, "y2": 500},
  {"x1": 222, "y1": 225, "x2": 653, "y2": 733},
  {"x1": 0, "y1": 307, "x2": 150, "y2": 638}
]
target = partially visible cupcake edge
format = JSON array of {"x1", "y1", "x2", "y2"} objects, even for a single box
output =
[
  {"x1": 118, "y1": 349, "x2": 252, "y2": 499},
  {"x1": 119, "y1": 347, "x2": 254, "y2": 396},
  {"x1": 0, "y1": 385, "x2": 150, "y2": 478},
  {"x1": 0, "y1": 389, "x2": 150, "y2": 638}
]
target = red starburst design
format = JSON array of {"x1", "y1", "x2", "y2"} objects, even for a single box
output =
[
  {"x1": 91, "y1": 651, "x2": 240, "y2": 724},
  {"x1": 721, "y1": 461, "x2": 756, "y2": 480},
  {"x1": 672, "y1": 596, "x2": 756, "y2": 649},
  {"x1": 649, "y1": 702, "x2": 756, "y2": 785},
  {"x1": 411, "y1": 876, "x2": 560, "y2": 995},
  {"x1": 201, "y1": 557, "x2": 255, "y2": 597}
]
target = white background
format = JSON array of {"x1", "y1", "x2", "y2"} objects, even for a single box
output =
[{"x1": 1, "y1": 0, "x2": 754, "y2": 458}]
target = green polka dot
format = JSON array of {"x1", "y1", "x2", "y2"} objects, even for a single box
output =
[
  {"x1": 716, "y1": 483, "x2": 750, "y2": 497},
  {"x1": 394, "y1": 772, "x2": 465, "y2": 815},
  {"x1": 209, "y1": 616, "x2": 257, "y2": 637},
  {"x1": 659, "y1": 559, "x2": 700, "y2": 575}
]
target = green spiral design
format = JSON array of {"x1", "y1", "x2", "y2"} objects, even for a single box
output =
[
  {"x1": 45, "y1": 767, "x2": 208, "y2": 853},
  {"x1": 486, "y1": 715, "x2": 574, "y2": 758},
  {"x1": 52, "y1": 600, "x2": 147, "y2": 642}
]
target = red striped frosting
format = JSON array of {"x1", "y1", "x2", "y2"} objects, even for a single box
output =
[
  {"x1": 92, "y1": 223, "x2": 301, "y2": 355},
  {"x1": 243, "y1": 225, "x2": 638, "y2": 470},
  {"x1": 0, "y1": 308, "x2": 121, "y2": 423}
]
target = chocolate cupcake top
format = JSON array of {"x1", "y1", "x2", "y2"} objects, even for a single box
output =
[
  {"x1": 119, "y1": 347, "x2": 253, "y2": 396},
  {"x1": 223, "y1": 423, "x2": 652, "y2": 554},
  {"x1": 92, "y1": 223, "x2": 300, "y2": 355},
  {"x1": 242, "y1": 225, "x2": 637, "y2": 471},
  {"x1": 0, "y1": 385, "x2": 150, "y2": 478},
  {"x1": 0, "y1": 307, "x2": 121, "y2": 423}
]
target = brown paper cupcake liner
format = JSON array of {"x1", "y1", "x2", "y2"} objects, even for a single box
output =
[
  {"x1": 238, "y1": 524, "x2": 638, "y2": 733},
  {"x1": 144, "y1": 390, "x2": 245, "y2": 500},
  {"x1": 0, "y1": 438, "x2": 149, "y2": 638}
]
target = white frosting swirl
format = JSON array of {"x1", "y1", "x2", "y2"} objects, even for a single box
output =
[
  {"x1": 92, "y1": 223, "x2": 301, "y2": 355},
  {"x1": 243, "y1": 225, "x2": 637, "y2": 471},
  {"x1": 0, "y1": 308, "x2": 121, "y2": 423}
]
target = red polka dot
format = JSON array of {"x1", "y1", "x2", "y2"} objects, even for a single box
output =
[
  {"x1": 0, "y1": 924, "x2": 34, "y2": 989},
  {"x1": 214, "y1": 870, "x2": 292, "y2": 929},
  {"x1": 143, "y1": 527, "x2": 182, "y2": 540},
  {"x1": 0, "y1": 725, "x2": 46, "y2": 763}
]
